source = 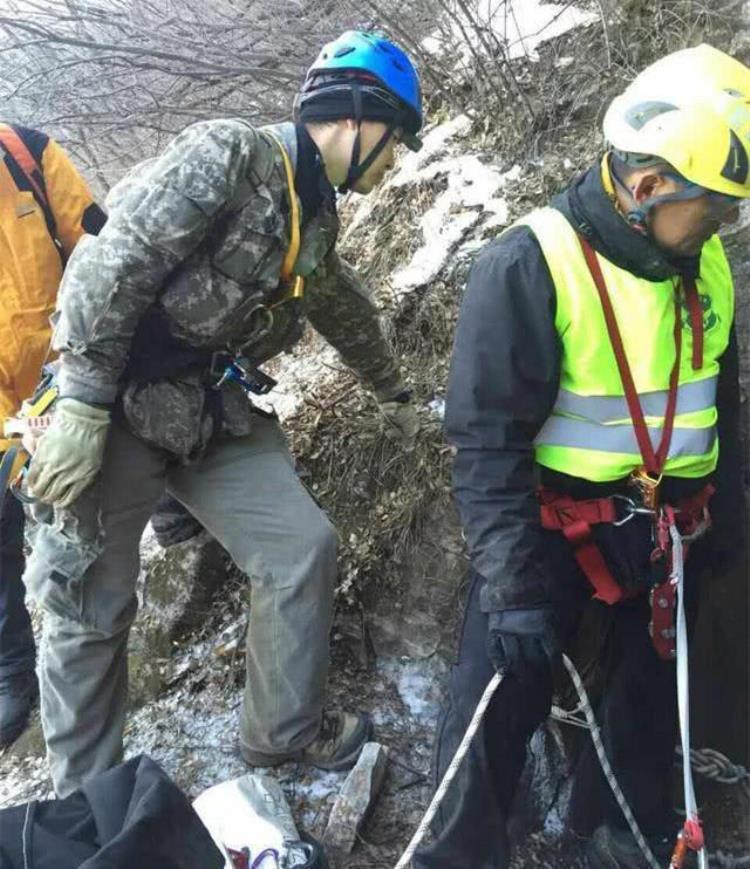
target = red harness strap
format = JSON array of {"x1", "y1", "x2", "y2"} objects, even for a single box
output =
[
  {"x1": 682, "y1": 275, "x2": 704, "y2": 371},
  {"x1": 539, "y1": 489, "x2": 625, "y2": 604},
  {"x1": 540, "y1": 485, "x2": 713, "y2": 635},
  {"x1": 578, "y1": 236, "x2": 683, "y2": 479},
  {"x1": 649, "y1": 485, "x2": 714, "y2": 660}
]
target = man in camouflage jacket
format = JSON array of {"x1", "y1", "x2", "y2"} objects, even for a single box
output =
[{"x1": 24, "y1": 31, "x2": 424, "y2": 796}]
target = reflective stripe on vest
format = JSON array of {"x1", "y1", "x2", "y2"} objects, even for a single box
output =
[
  {"x1": 553, "y1": 376, "x2": 717, "y2": 423},
  {"x1": 517, "y1": 207, "x2": 733, "y2": 482},
  {"x1": 535, "y1": 416, "x2": 716, "y2": 456}
]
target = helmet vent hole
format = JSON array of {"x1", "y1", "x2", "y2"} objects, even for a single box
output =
[
  {"x1": 334, "y1": 46, "x2": 355, "y2": 58},
  {"x1": 624, "y1": 101, "x2": 678, "y2": 130}
]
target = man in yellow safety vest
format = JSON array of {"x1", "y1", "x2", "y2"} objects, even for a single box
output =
[{"x1": 416, "y1": 44, "x2": 748, "y2": 869}]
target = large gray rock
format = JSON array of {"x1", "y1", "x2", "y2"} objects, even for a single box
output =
[
  {"x1": 129, "y1": 526, "x2": 230, "y2": 708},
  {"x1": 509, "y1": 723, "x2": 575, "y2": 846},
  {"x1": 366, "y1": 501, "x2": 466, "y2": 659},
  {"x1": 323, "y1": 742, "x2": 389, "y2": 856}
]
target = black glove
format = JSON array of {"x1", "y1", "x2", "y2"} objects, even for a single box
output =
[{"x1": 486, "y1": 607, "x2": 560, "y2": 678}]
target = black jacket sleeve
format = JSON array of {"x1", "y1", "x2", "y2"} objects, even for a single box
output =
[
  {"x1": 710, "y1": 326, "x2": 746, "y2": 562},
  {"x1": 445, "y1": 227, "x2": 561, "y2": 612}
]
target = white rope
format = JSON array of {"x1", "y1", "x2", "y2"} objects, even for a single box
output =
[
  {"x1": 22, "y1": 800, "x2": 33, "y2": 869},
  {"x1": 559, "y1": 653, "x2": 663, "y2": 869},
  {"x1": 392, "y1": 670, "x2": 504, "y2": 869},
  {"x1": 392, "y1": 658, "x2": 662, "y2": 869},
  {"x1": 670, "y1": 522, "x2": 709, "y2": 869},
  {"x1": 676, "y1": 747, "x2": 750, "y2": 799}
]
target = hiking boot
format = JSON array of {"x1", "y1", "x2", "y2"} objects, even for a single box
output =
[
  {"x1": 0, "y1": 670, "x2": 39, "y2": 748},
  {"x1": 241, "y1": 710, "x2": 373, "y2": 771},
  {"x1": 586, "y1": 823, "x2": 697, "y2": 868}
]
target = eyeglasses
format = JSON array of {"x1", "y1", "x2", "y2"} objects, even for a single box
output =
[{"x1": 661, "y1": 170, "x2": 743, "y2": 219}]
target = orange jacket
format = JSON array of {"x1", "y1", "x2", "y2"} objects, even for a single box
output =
[{"x1": 0, "y1": 125, "x2": 105, "y2": 436}]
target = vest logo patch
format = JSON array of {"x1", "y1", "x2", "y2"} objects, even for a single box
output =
[{"x1": 681, "y1": 293, "x2": 719, "y2": 333}]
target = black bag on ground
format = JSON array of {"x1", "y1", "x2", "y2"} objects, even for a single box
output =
[{"x1": 0, "y1": 754, "x2": 223, "y2": 869}]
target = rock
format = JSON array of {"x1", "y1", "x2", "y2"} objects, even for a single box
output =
[
  {"x1": 509, "y1": 722, "x2": 574, "y2": 846},
  {"x1": 322, "y1": 742, "x2": 389, "y2": 855},
  {"x1": 129, "y1": 526, "x2": 230, "y2": 708},
  {"x1": 366, "y1": 501, "x2": 465, "y2": 658}
]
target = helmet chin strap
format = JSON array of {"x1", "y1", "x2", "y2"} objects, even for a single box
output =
[
  {"x1": 610, "y1": 162, "x2": 708, "y2": 236},
  {"x1": 338, "y1": 81, "x2": 399, "y2": 194}
]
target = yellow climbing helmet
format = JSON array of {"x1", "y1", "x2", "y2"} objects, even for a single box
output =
[{"x1": 603, "y1": 44, "x2": 750, "y2": 198}]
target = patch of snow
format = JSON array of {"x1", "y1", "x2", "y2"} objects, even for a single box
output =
[
  {"x1": 502, "y1": 0, "x2": 598, "y2": 60},
  {"x1": 386, "y1": 115, "x2": 473, "y2": 189},
  {"x1": 0, "y1": 756, "x2": 51, "y2": 806},
  {"x1": 390, "y1": 157, "x2": 520, "y2": 295},
  {"x1": 294, "y1": 770, "x2": 343, "y2": 803},
  {"x1": 428, "y1": 397, "x2": 445, "y2": 420},
  {"x1": 342, "y1": 115, "x2": 473, "y2": 242},
  {"x1": 543, "y1": 804, "x2": 567, "y2": 835},
  {"x1": 252, "y1": 342, "x2": 340, "y2": 421},
  {"x1": 376, "y1": 657, "x2": 447, "y2": 724},
  {"x1": 345, "y1": 113, "x2": 521, "y2": 298},
  {"x1": 291, "y1": 770, "x2": 344, "y2": 829},
  {"x1": 422, "y1": 0, "x2": 597, "y2": 64},
  {"x1": 348, "y1": 116, "x2": 521, "y2": 297}
]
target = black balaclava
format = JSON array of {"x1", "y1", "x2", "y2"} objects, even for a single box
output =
[
  {"x1": 294, "y1": 122, "x2": 336, "y2": 222},
  {"x1": 296, "y1": 78, "x2": 404, "y2": 193}
]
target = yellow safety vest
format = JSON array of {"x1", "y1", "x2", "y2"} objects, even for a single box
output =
[{"x1": 519, "y1": 207, "x2": 733, "y2": 482}]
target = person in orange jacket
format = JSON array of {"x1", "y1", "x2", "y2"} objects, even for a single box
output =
[{"x1": 0, "y1": 124, "x2": 106, "y2": 745}]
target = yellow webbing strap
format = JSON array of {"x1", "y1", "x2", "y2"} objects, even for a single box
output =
[
  {"x1": 23, "y1": 383, "x2": 58, "y2": 418},
  {"x1": 264, "y1": 130, "x2": 304, "y2": 301}
]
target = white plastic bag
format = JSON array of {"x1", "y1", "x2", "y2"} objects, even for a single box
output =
[{"x1": 193, "y1": 774, "x2": 316, "y2": 869}]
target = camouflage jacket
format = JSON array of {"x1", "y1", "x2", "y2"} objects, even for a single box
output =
[{"x1": 52, "y1": 120, "x2": 403, "y2": 458}]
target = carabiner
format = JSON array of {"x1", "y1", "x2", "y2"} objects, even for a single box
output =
[
  {"x1": 611, "y1": 494, "x2": 656, "y2": 526},
  {"x1": 236, "y1": 304, "x2": 274, "y2": 353}
]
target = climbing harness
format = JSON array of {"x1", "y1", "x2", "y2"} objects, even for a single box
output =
[
  {"x1": 578, "y1": 233, "x2": 705, "y2": 488},
  {"x1": 262, "y1": 130, "x2": 303, "y2": 298}
]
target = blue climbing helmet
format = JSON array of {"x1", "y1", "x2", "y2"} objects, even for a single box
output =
[{"x1": 296, "y1": 31, "x2": 423, "y2": 191}]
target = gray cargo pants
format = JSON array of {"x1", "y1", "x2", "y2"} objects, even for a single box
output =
[{"x1": 24, "y1": 413, "x2": 337, "y2": 797}]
